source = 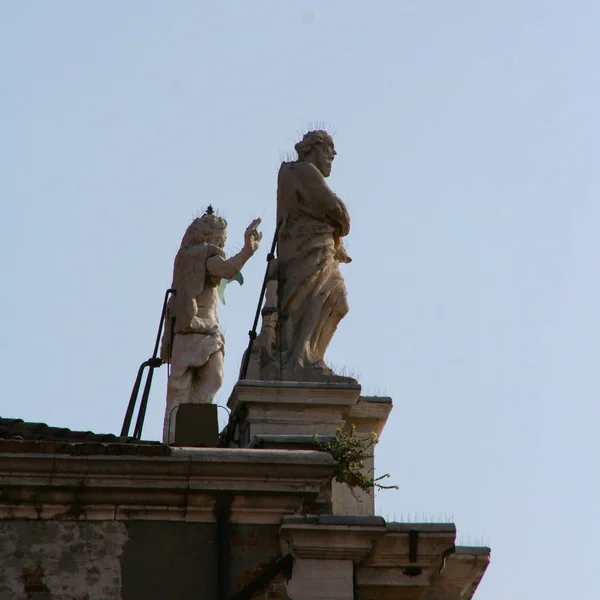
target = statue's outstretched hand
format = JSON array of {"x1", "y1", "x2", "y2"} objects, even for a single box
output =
[{"x1": 243, "y1": 218, "x2": 263, "y2": 254}]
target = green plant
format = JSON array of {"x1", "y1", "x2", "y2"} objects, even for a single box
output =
[{"x1": 313, "y1": 426, "x2": 398, "y2": 492}]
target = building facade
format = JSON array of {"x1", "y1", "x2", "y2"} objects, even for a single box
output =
[{"x1": 0, "y1": 381, "x2": 489, "y2": 599}]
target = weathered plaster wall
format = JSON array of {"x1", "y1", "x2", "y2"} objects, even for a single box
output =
[
  {"x1": 0, "y1": 520, "x2": 287, "y2": 600},
  {"x1": 121, "y1": 521, "x2": 217, "y2": 600},
  {"x1": 0, "y1": 521, "x2": 219, "y2": 600},
  {"x1": 0, "y1": 520, "x2": 128, "y2": 600}
]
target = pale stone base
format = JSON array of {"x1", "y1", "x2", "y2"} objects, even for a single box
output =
[
  {"x1": 227, "y1": 380, "x2": 362, "y2": 446},
  {"x1": 228, "y1": 380, "x2": 392, "y2": 516}
]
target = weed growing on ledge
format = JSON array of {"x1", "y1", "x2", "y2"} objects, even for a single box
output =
[{"x1": 313, "y1": 426, "x2": 398, "y2": 492}]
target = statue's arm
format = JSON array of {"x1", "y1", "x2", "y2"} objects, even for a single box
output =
[
  {"x1": 294, "y1": 162, "x2": 351, "y2": 236},
  {"x1": 206, "y1": 247, "x2": 253, "y2": 280},
  {"x1": 206, "y1": 218, "x2": 262, "y2": 279}
]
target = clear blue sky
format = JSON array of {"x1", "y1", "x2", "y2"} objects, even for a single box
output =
[{"x1": 2, "y1": 2, "x2": 599, "y2": 598}]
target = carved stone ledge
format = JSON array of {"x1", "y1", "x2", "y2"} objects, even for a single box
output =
[
  {"x1": 0, "y1": 448, "x2": 335, "y2": 524},
  {"x1": 356, "y1": 523, "x2": 457, "y2": 600},
  {"x1": 422, "y1": 546, "x2": 491, "y2": 600},
  {"x1": 347, "y1": 396, "x2": 393, "y2": 438},
  {"x1": 280, "y1": 515, "x2": 387, "y2": 561}
]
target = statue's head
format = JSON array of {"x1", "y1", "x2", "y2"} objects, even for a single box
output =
[
  {"x1": 295, "y1": 130, "x2": 336, "y2": 177},
  {"x1": 181, "y1": 206, "x2": 227, "y2": 249}
]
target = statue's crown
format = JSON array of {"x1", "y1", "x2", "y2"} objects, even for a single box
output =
[
  {"x1": 195, "y1": 205, "x2": 227, "y2": 231},
  {"x1": 180, "y1": 207, "x2": 227, "y2": 247}
]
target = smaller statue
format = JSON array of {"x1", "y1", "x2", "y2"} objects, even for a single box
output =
[{"x1": 160, "y1": 208, "x2": 262, "y2": 443}]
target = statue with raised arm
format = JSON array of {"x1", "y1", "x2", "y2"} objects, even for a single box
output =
[
  {"x1": 161, "y1": 208, "x2": 262, "y2": 443},
  {"x1": 243, "y1": 130, "x2": 353, "y2": 382}
]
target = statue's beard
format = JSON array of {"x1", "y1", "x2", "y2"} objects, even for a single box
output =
[{"x1": 320, "y1": 162, "x2": 332, "y2": 177}]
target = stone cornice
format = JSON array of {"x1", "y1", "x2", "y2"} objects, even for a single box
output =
[
  {"x1": 423, "y1": 546, "x2": 491, "y2": 600},
  {"x1": 0, "y1": 448, "x2": 336, "y2": 524},
  {"x1": 229, "y1": 380, "x2": 361, "y2": 410},
  {"x1": 357, "y1": 524, "x2": 458, "y2": 598},
  {"x1": 347, "y1": 396, "x2": 393, "y2": 438},
  {"x1": 280, "y1": 518, "x2": 488, "y2": 599},
  {"x1": 362, "y1": 523, "x2": 457, "y2": 567},
  {"x1": 280, "y1": 515, "x2": 387, "y2": 561}
]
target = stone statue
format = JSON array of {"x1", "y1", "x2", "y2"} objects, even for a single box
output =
[
  {"x1": 161, "y1": 208, "x2": 262, "y2": 443},
  {"x1": 243, "y1": 130, "x2": 353, "y2": 382}
]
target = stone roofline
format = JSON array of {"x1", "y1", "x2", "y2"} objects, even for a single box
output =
[
  {"x1": 0, "y1": 447, "x2": 336, "y2": 523},
  {"x1": 0, "y1": 446, "x2": 489, "y2": 599}
]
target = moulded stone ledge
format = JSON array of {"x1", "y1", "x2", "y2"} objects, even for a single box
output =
[
  {"x1": 356, "y1": 523, "x2": 459, "y2": 600},
  {"x1": 280, "y1": 514, "x2": 387, "y2": 561},
  {"x1": 362, "y1": 523, "x2": 457, "y2": 567},
  {"x1": 0, "y1": 448, "x2": 335, "y2": 478},
  {"x1": 347, "y1": 396, "x2": 393, "y2": 438},
  {"x1": 0, "y1": 448, "x2": 336, "y2": 524},
  {"x1": 232, "y1": 379, "x2": 362, "y2": 400},
  {"x1": 0, "y1": 493, "x2": 308, "y2": 525},
  {"x1": 422, "y1": 546, "x2": 491, "y2": 600}
]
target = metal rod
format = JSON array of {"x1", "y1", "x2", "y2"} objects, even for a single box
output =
[
  {"x1": 132, "y1": 288, "x2": 175, "y2": 440},
  {"x1": 153, "y1": 289, "x2": 176, "y2": 359},
  {"x1": 132, "y1": 365, "x2": 156, "y2": 440},
  {"x1": 121, "y1": 288, "x2": 175, "y2": 439},
  {"x1": 239, "y1": 220, "x2": 281, "y2": 380},
  {"x1": 121, "y1": 361, "x2": 149, "y2": 437}
]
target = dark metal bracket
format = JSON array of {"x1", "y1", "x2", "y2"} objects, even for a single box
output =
[
  {"x1": 403, "y1": 529, "x2": 423, "y2": 577},
  {"x1": 230, "y1": 553, "x2": 294, "y2": 600},
  {"x1": 239, "y1": 220, "x2": 282, "y2": 381}
]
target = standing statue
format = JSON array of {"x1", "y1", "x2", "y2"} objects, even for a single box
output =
[
  {"x1": 243, "y1": 130, "x2": 353, "y2": 382},
  {"x1": 161, "y1": 208, "x2": 262, "y2": 443}
]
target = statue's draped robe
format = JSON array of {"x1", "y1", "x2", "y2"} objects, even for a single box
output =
[{"x1": 276, "y1": 161, "x2": 351, "y2": 377}]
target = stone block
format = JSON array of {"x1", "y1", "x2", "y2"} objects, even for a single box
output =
[
  {"x1": 174, "y1": 403, "x2": 219, "y2": 447},
  {"x1": 228, "y1": 380, "x2": 361, "y2": 447},
  {"x1": 333, "y1": 396, "x2": 393, "y2": 516}
]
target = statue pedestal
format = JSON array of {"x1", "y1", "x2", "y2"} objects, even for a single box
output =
[
  {"x1": 227, "y1": 380, "x2": 392, "y2": 515},
  {"x1": 227, "y1": 380, "x2": 361, "y2": 445}
]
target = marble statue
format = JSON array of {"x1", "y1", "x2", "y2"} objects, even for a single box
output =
[
  {"x1": 161, "y1": 208, "x2": 262, "y2": 442},
  {"x1": 243, "y1": 130, "x2": 353, "y2": 382}
]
